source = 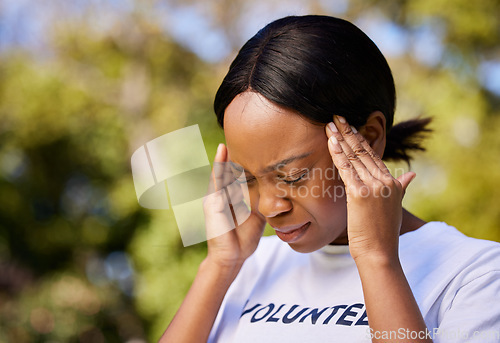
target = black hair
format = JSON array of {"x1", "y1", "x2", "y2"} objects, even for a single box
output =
[{"x1": 214, "y1": 15, "x2": 431, "y2": 163}]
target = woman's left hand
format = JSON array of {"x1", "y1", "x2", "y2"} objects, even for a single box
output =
[{"x1": 325, "y1": 115, "x2": 416, "y2": 264}]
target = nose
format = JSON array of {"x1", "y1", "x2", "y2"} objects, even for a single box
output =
[{"x1": 256, "y1": 183, "x2": 292, "y2": 218}]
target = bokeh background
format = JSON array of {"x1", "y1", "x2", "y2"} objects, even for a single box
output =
[{"x1": 1, "y1": 0, "x2": 499, "y2": 342}]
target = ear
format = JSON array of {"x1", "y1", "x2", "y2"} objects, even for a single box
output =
[{"x1": 358, "y1": 111, "x2": 386, "y2": 157}]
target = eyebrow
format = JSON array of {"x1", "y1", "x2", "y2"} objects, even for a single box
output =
[{"x1": 230, "y1": 152, "x2": 312, "y2": 175}]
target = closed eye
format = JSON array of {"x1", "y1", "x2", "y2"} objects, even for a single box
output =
[{"x1": 280, "y1": 170, "x2": 309, "y2": 185}]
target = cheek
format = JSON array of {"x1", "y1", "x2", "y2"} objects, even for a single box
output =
[
  {"x1": 312, "y1": 183, "x2": 346, "y2": 210},
  {"x1": 304, "y1": 170, "x2": 347, "y2": 223}
]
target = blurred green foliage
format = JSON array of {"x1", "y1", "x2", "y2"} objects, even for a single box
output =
[{"x1": 0, "y1": 0, "x2": 499, "y2": 342}]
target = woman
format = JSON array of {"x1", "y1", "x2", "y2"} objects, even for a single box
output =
[{"x1": 160, "y1": 15, "x2": 500, "y2": 342}]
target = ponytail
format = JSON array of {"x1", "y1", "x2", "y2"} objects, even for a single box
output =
[{"x1": 383, "y1": 117, "x2": 432, "y2": 164}]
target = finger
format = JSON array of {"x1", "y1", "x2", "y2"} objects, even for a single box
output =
[
  {"x1": 220, "y1": 162, "x2": 239, "y2": 189},
  {"x1": 396, "y1": 172, "x2": 416, "y2": 196},
  {"x1": 212, "y1": 145, "x2": 252, "y2": 228},
  {"x1": 226, "y1": 179, "x2": 245, "y2": 203},
  {"x1": 225, "y1": 180, "x2": 251, "y2": 222},
  {"x1": 211, "y1": 144, "x2": 228, "y2": 192},
  {"x1": 356, "y1": 132, "x2": 392, "y2": 177},
  {"x1": 214, "y1": 143, "x2": 227, "y2": 163},
  {"x1": 204, "y1": 190, "x2": 237, "y2": 239},
  {"x1": 351, "y1": 127, "x2": 393, "y2": 180},
  {"x1": 334, "y1": 116, "x2": 392, "y2": 181},
  {"x1": 203, "y1": 187, "x2": 229, "y2": 215},
  {"x1": 327, "y1": 134, "x2": 364, "y2": 189},
  {"x1": 326, "y1": 120, "x2": 382, "y2": 182},
  {"x1": 326, "y1": 116, "x2": 392, "y2": 180},
  {"x1": 326, "y1": 117, "x2": 373, "y2": 183}
]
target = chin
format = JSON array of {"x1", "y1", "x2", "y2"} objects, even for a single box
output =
[{"x1": 286, "y1": 240, "x2": 326, "y2": 254}]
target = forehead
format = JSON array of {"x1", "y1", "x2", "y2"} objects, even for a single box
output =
[{"x1": 223, "y1": 92, "x2": 327, "y2": 172}]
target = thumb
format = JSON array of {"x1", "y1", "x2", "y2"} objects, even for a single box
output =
[
  {"x1": 396, "y1": 171, "x2": 416, "y2": 196},
  {"x1": 211, "y1": 143, "x2": 228, "y2": 192}
]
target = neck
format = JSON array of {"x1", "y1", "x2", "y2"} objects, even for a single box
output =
[{"x1": 400, "y1": 208, "x2": 426, "y2": 236}]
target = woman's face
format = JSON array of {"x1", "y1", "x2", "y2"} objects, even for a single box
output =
[{"x1": 224, "y1": 91, "x2": 348, "y2": 253}]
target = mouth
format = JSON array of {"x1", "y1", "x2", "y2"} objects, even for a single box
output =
[{"x1": 272, "y1": 222, "x2": 311, "y2": 244}]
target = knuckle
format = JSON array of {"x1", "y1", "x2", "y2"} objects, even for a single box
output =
[
  {"x1": 341, "y1": 126, "x2": 353, "y2": 135},
  {"x1": 331, "y1": 148, "x2": 344, "y2": 156},
  {"x1": 339, "y1": 160, "x2": 353, "y2": 170},
  {"x1": 333, "y1": 132, "x2": 345, "y2": 142},
  {"x1": 353, "y1": 147, "x2": 369, "y2": 156},
  {"x1": 345, "y1": 152, "x2": 358, "y2": 161}
]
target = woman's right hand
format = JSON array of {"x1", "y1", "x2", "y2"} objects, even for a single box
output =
[{"x1": 203, "y1": 143, "x2": 266, "y2": 271}]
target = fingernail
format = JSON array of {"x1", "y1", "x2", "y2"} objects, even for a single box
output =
[
  {"x1": 327, "y1": 122, "x2": 337, "y2": 133},
  {"x1": 216, "y1": 143, "x2": 223, "y2": 155},
  {"x1": 351, "y1": 126, "x2": 357, "y2": 133},
  {"x1": 328, "y1": 136, "x2": 342, "y2": 152},
  {"x1": 337, "y1": 116, "x2": 346, "y2": 124}
]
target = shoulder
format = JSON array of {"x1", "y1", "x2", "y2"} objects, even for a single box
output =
[
  {"x1": 403, "y1": 222, "x2": 500, "y2": 340},
  {"x1": 401, "y1": 221, "x2": 500, "y2": 279},
  {"x1": 400, "y1": 221, "x2": 500, "y2": 269},
  {"x1": 400, "y1": 222, "x2": 500, "y2": 314}
]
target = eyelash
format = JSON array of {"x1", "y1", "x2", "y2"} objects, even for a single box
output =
[
  {"x1": 234, "y1": 172, "x2": 308, "y2": 185},
  {"x1": 280, "y1": 171, "x2": 308, "y2": 185}
]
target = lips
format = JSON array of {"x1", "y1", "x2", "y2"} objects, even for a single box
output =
[{"x1": 272, "y1": 222, "x2": 311, "y2": 243}]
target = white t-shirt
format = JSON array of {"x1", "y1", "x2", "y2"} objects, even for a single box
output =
[{"x1": 208, "y1": 222, "x2": 500, "y2": 342}]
